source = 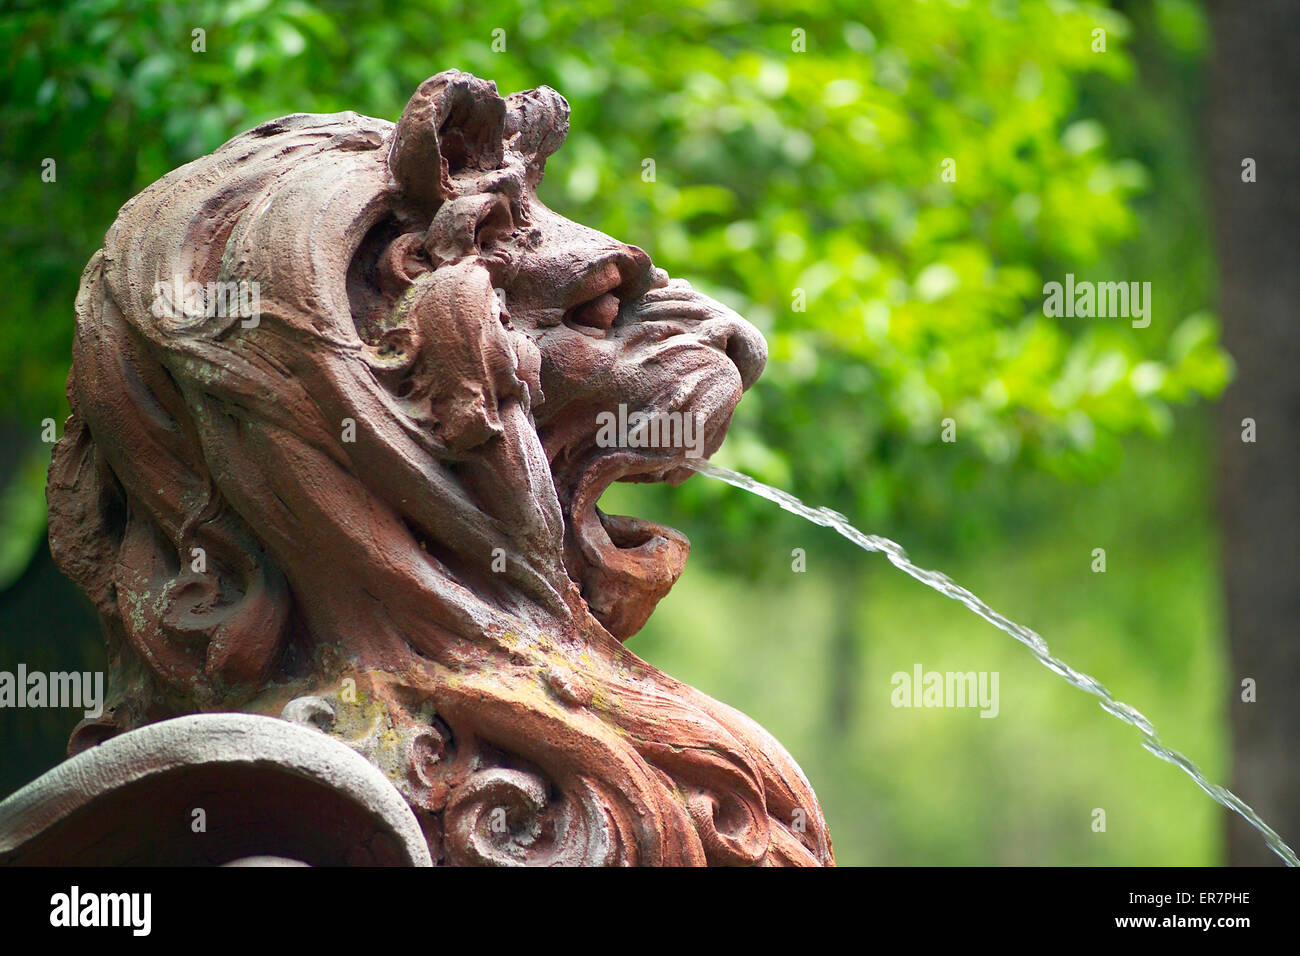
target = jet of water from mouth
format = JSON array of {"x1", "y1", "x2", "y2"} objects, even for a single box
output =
[{"x1": 688, "y1": 458, "x2": 1298, "y2": 867}]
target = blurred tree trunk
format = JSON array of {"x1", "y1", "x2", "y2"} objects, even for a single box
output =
[
  {"x1": 828, "y1": 564, "x2": 862, "y2": 735},
  {"x1": 1208, "y1": 0, "x2": 1300, "y2": 865}
]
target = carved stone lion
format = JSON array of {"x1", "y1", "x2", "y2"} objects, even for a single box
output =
[{"x1": 42, "y1": 70, "x2": 833, "y2": 866}]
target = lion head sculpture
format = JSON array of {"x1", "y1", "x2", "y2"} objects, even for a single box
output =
[{"x1": 45, "y1": 70, "x2": 833, "y2": 866}]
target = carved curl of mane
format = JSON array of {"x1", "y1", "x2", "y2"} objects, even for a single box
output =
[{"x1": 46, "y1": 71, "x2": 833, "y2": 866}]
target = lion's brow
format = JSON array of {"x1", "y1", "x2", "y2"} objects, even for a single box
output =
[
  {"x1": 562, "y1": 249, "x2": 652, "y2": 307},
  {"x1": 562, "y1": 256, "x2": 627, "y2": 307}
]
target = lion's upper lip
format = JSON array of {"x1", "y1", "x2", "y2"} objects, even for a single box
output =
[{"x1": 622, "y1": 287, "x2": 767, "y2": 390}]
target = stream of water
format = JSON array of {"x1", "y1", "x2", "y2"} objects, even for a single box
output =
[{"x1": 688, "y1": 459, "x2": 1298, "y2": 867}]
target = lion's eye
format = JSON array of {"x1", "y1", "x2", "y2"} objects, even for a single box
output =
[{"x1": 568, "y1": 292, "x2": 620, "y2": 332}]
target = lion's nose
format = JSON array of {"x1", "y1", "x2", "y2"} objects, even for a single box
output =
[{"x1": 703, "y1": 315, "x2": 767, "y2": 391}]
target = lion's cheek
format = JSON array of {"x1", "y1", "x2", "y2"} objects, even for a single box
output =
[{"x1": 428, "y1": 384, "x2": 503, "y2": 452}]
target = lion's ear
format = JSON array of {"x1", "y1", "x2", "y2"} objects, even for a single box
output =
[
  {"x1": 504, "y1": 86, "x2": 569, "y2": 187},
  {"x1": 388, "y1": 71, "x2": 507, "y2": 211}
]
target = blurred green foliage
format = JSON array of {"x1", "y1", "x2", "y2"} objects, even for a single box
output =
[
  {"x1": 2, "y1": 0, "x2": 1227, "y2": 555},
  {"x1": 1, "y1": 0, "x2": 1231, "y2": 862}
]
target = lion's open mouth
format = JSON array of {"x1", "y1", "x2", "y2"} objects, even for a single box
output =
[
  {"x1": 562, "y1": 447, "x2": 702, "y2": 641},
  {"x1": 533, "y1": 280, "x2": 764, "y2": 641}
]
